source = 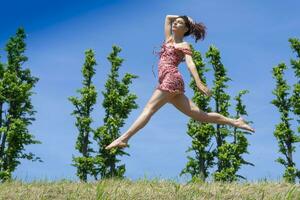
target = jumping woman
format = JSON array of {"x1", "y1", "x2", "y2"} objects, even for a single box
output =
[{"x1": 105, "y1": 14, "x2": 255, "y2": 150}]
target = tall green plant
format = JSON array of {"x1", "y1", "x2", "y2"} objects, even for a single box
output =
[
  {"x1": 68, "y1": 49, "x2": 98, "y2": 182},
  {"x1": 93, "y1": 45, "x2": 138, "y2": 179},
  {"x1": 271, "y1": 38, "x2": 300, "y2": 183},
  {"x1": 206, "y1": 45, "x2": 253, "y2": 182},
  {"x1": 0, "y1": 28, "x2": 41, "y2": 182}
]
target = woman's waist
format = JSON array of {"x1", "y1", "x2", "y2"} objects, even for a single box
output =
[
  {"x1": 158, "y1": 65, "x2": 181, "y2": 73},
  {"x1": 158, "y1": 62, "x2": 180, "y2": 68},
  {"x1": 158, "y1": 58, "x2": 180, "y2": 66}
]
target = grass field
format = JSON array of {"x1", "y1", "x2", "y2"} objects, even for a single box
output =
[{"x1": 0, "y1": 177, "x2": 299, "y2": 200}]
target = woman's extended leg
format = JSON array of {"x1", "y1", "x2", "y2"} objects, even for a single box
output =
[
  {"x1": 169, "y1": 93, "x2": 255, "y2": 132},
  {"x1": 105, "y1": 89, "x2": 177, "y2": 150}
]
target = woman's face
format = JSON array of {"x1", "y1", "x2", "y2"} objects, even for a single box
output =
[{"x1": 172, "y1": 17, "x2": 188, "y2": 35}]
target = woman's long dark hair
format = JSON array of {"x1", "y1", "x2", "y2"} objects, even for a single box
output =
[{"x1": 177, "y1": 15, "x2": 206, "y2": 43}]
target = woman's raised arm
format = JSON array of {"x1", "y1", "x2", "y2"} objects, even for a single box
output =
[{"x1": 164, "y1": 15, "x2": 179, "y2": 41}]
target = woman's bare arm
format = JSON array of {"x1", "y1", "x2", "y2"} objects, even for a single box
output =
[
  {"x1": 188, "y1": 64, "x2": 212, "y2": 96},
  {"x1": 165, "y1": 15, "x2": 178, "y2": 41},
  {"x1": 184, "y1": 48, "x2": 212, "y2": 96}
]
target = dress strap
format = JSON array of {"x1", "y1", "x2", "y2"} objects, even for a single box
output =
[{"x1": 178, "y1": 47, "x2": 193, "y2": 56}]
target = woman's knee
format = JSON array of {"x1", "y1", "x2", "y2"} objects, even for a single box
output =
[
  {"x1": 143, "y1": 106, "x2": 156, "y2": 117},
  {"x1": 192, "y1": 108, "x2": 209, "y2": 121}
]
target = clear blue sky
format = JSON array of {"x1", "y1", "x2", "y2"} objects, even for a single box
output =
[{"x1": 0, "y1": 0, "x2": 299, "y2": 183}]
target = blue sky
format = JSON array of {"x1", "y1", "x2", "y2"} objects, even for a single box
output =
[{"x1": 0, "y1": 0, "x2": 299, "y2": 183}]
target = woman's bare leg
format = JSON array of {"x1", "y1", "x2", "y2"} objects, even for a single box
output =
[
  {"x1": 169, "y1": 93, "x2": 255, "y2": 132},
  {"x1": 105, "y1": 89, "x2": 177, "y2": 150}
]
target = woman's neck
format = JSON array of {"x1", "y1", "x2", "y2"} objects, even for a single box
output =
[{"x1": 172, "y1": 35, "x2": 184, "y2": 44}]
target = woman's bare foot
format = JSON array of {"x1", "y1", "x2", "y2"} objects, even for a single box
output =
[
  {"x1": 105, "y1": 136, "x2": 129, "y2": 150},
  {"x1": 235, "y1": 117, "x2": 255, "y2": 133}
]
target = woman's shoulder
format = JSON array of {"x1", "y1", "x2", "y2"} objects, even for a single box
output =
[
  {"x1": 177, "y1": 41, "x2": 193, "y2": 57},
  {"x1": 177, "y1": 41, "x2": 191, "y2": 51},
  {"x1": 181, "y1": 41, "x2": 191, "y2": 49}
]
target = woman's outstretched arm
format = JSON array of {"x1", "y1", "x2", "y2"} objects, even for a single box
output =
[
  {"x1": 165, "y1": 15, "x2": 178, "y2": 41},
  {"x1": 184, "y1": 47, "x2": 212, "y2": 97},
  {"x1": 188, "y1": 64, "x2": 211, "y2": 96}
]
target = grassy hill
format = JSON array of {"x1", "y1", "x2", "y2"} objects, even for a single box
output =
[{"x1": 0, "y1": 177, "x2": 299, "y2": 199}]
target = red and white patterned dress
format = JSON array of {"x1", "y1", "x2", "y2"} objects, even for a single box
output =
[{"x1": 154, "y1": 37, "x2": 193, "y2": 94}]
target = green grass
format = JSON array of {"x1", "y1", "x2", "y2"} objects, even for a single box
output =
[{"x1": 0, "y1": 177, "x2": 299, "y2": 200}]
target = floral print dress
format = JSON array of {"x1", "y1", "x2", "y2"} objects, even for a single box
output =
[{"x1": 154, "y1": 37, "x2": 193, "y2": 94}]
